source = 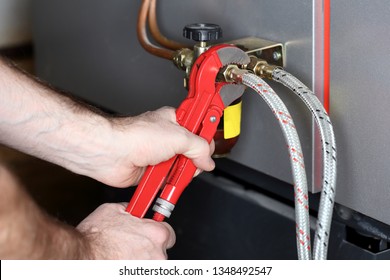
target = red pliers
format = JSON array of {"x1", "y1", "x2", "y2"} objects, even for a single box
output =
[{"x1": 126, "y1": 44, "x2": 250, "y2": 221}]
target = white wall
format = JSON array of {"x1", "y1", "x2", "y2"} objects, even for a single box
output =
[{"x1": 0, "y1": 0, "x2": 32, "y2": 48}]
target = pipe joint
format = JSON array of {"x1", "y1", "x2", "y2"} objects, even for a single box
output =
[{"x1": 245, "y1": 56, "x2": 281, "y2": 80}]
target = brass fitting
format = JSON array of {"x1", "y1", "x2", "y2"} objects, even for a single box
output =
[
  {"x1": 245, "y1": 55, "x2": 281, "y2": 79},
  {"x1": 173, "y1": 48, "x2": 194, "y2": 71},
  {"x1": 222, "y1": 65, "x2": 249, "y2": 83}
]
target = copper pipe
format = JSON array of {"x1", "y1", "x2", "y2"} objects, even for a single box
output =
[
  {"x1": 148, "y1": 0, "x2": 189, "y2": 50},
  {"x1": 137, "y1": 0, "x2": 175, "y2": 60}
]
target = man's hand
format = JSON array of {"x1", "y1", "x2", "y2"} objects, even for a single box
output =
[
  {"x1": 0, "y1": 58, "x2": 214, "y2": 188},
  {"x1": 92, "y1": 107, "x2": 215, "y2": 187},
  {"x1": 0, "y1": 165, "x2": 175, "y2": 260},
  {"x1": 0, "y1": 56, "x2": 209, "y2": 260},
  {"x1": 77, "y1": 203, "x2": 175, "y2": 259}
]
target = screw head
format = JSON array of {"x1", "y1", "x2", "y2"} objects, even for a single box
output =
[
  {"x1": 255, "y1": 50, "x2": 263, "y2": 57},
  {"x1": 210, "y1": 116, "x2": 217, "y2": 123},
  {"x1": 273, "y1": 51, "x2": 281, "y2": 61}
]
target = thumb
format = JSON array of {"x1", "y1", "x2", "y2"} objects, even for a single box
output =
[{"x1": 179, "y1": 132, "x2": 215, "y2": 171}]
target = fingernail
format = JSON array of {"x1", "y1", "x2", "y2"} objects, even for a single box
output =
[
  {"x1": 194, "y1": 169, "x2": 202, "y2": 177},
  {"x1": 209, "y1": 159, "x2": 215, "y2": 170}
]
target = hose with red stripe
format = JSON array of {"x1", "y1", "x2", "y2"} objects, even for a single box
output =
[
  {"x1": 242, "y1": 73, "x2": 311, "y2": 260},
  {"x1": 272, "y1": 69, "x2": 337, "y2": 260}
]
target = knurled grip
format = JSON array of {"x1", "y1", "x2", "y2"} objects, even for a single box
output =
[{"x1": 183, "y1": 23, "x2": 222, "y2": 42}]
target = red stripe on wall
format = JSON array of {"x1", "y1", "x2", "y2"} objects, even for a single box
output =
[{"x1": 323, "y1": 0, "x2": 331, "y2": 112}]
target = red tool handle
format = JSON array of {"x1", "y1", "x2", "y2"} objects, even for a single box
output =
[
  {"x1": 125, "y1": 156, "x2": 177, "y2": 218},
  {"x1": 125, "y1": 98, "x2": 201, "y2": 218},
  {"x1": 157, "y1": 108, "x2": 222, "y2": 204},
  {"x1": 126, "y1": 45, "x2": 229, "y2": 220},
  {"x1": 152, "y1": 107, "x2": 222, "y2": 222},
  {"x1": 125, "y1": 104, "x2": 222, "y2": 217}
]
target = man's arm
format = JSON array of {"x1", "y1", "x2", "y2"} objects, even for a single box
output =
[
  {"x1": 0, "y1": 57, "x2": 214, "y2": 188},
  {"x1": 0, "y1": 165, "x2": 174, "y2": 259},
  {"x1": 0, "y1": 165, "x2": 87, "y2": 259}
]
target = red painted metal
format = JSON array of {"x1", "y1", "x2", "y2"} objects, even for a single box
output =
[
  {"x1": 323, "y1": 0, "x2": 331, "y2": 112},
  {"x1": 126, "y1": 44, "x2": 234, "y2": 220}
]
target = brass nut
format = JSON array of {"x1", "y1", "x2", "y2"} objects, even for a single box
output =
[
  {"x1": 173, "y1": 48, "x2": 193, "y2": 71},
  {"x1": 246, "y1": 56, "x2": 268, "y2": 75},
  {"x1": 245, "y1": 56, "x2": 280, "y2": 79},
  {"x1": 222, "y1": 65, "x2": 248, "y2": 83},
  {"x1": 222, "y1": 65, "x2": 238, "y2": 82}
]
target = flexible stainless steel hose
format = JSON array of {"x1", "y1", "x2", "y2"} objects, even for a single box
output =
[
  {"x1": 272, "y1": 69, "x2": 337, "y2": 260},
  {"x1": 242, "y1": 73, "x2": 312, "y2": 260}
]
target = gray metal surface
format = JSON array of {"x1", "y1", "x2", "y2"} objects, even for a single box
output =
[
  {"x1": 0, "y1": 0, "x2": 32, "y2": 48},
  {"x1": 32, "y1": 0, "x2": 316, "y2": 193},
  {"x1": 330, "y1": 1, "x2": 390, "y2": 224}
]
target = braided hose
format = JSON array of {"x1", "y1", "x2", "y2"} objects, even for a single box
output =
[
  {"x1": 272, "y1": 69, "x2": 337, "y2": 260},
  {"x1": 242, "y1": 73, "x2": 311, "y2": 260}
]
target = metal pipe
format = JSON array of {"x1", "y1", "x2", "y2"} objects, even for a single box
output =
[
  {"x1": 148, "y1": 0, "x2": 189, "y2": 50},
  {"x1": 137, "y1": 0, "x2": 174, "y2": 60}
]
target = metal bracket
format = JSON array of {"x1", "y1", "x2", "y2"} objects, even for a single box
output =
[{"x1": 228, "y1": 37, "x2": 285, "y2": 67}]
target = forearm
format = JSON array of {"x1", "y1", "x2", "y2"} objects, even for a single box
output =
[
  {"x1": 0, "y1": 57, "x2": 214, "y2": 188},
  {"x1": 0, "y1": 166, "x2": 89, "y2": 259},
  {"x1": 0, "y1": 58, "x2": 116, "y2": 179}
]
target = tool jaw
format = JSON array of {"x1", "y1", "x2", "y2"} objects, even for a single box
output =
[
  {"x1": 214, "y1": 46, "x2": 250, "y2": 108},
  {"x1": 218, "y1": 84, "x2": 246, "y2": 108},
  {"x1": 187, "y1": 45, "x2": 249, "y2": 106},
  {"x1": 216, "y1": 46, "x2": 250, "y2": 67}
]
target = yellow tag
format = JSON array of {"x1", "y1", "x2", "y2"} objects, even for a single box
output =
[{"x1": 223, "y1": 101, "x2": 242, "y2": 139}]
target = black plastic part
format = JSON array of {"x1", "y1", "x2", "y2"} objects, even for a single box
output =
[{"x1": 183, "y1": 23, "x2": 222, "y2": 42}]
